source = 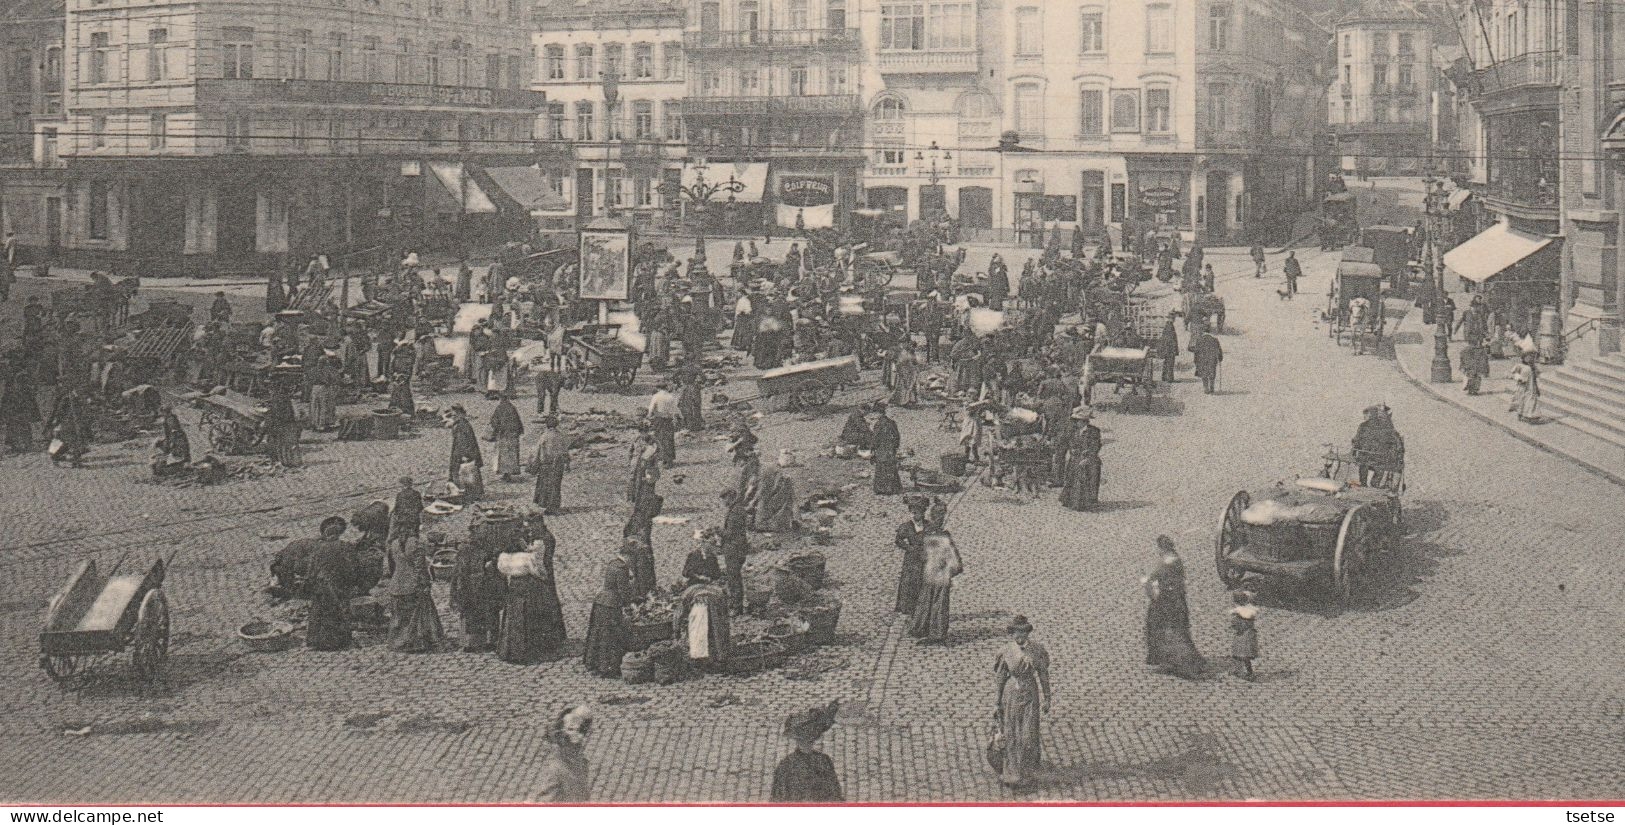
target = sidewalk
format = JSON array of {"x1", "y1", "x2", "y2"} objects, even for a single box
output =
[{"x1": 1390, "y1": 303, "x2": 1625, "y2": 486}]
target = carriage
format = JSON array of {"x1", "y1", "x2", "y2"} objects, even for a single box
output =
[
  {"x1": 1327, "y1": 257, "x2": 1386, "y2": 351},
  {"x1": 1081, "y1": 346, "x2": 1155, "y2": 410},
  {"x1": 1215, "y1": 447, "x2": 1404, "y2": 605},
  {"x1": 40, "y1": 555, "x2": 172, "y2": 684},
  {"x1": 852, "y1": 251, "x2": 902, "y2": 290},
  {"x1": 196, "y1": 390, "x2": 269, "y2": 455},
  {"x1": 755, "y1": 355, "x2": 861, "y2": 409}
]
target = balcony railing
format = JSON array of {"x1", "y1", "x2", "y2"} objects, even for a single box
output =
[
  {"x1": 197, "y1": 78, "x2": 546, "y2": 110},
  {"x1": 1470, "y1": 50, "x2": 1560, "y2": 97},
  {"x1": 685, "y1": 28, "x2": 859, "y2": 50},
  {"x1": 872, "y1": 120, "x2": 904, "y2": 138},
  {"x1": 876, "y1": 49, "x2": 978, "y2": 74},
  {"x1": 684, "y1": 94, "x2": 860, "y2": 116}
]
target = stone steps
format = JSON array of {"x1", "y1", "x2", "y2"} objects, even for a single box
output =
[{"x1": 1541, "y1": 353, "x2": 1625, "y2": 445}]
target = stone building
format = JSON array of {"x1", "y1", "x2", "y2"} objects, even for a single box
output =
[
  {"x1": 0, "y1": 0, "x2": 69, "y2": 264},
  {"x1": 1328, "y1": 0, "x2": 1436, "y2": 177},
  {"x1": 681, "y1": 0, "x2": 863, "y2": 232},
  {"x1": 531, "y1": 0, "x2": 687, "y2": 233},
  {"x1": 45, "y1": 0, "x2": 542, "y2": 274}
]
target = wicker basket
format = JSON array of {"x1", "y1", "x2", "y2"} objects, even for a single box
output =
[
  {"x1": 766, "y1": 620, "x2": 810, "y2": 653},
  {"x1": 621, "y1": 651, "x2": 653, "y2": 684},
  {"x1": 800, "y1": 601, "x2": 843, "y2": 646},
  {"x1": 717, "y1": 639, "x2": 788, "y2": 675},
  {"x1": 785, "y1": 552, "x2": 827, "y2": 590},
  {"x1": 429, "y1": 547, "x2": 459, "y2": 582},
  {"x1": 627, "y1": 619, "x2": 674, "y2": 652}
]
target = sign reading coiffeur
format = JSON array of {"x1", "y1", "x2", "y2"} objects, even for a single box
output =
[{"x1": 778, "y1": 175, "x2": 835, "y2": 208}]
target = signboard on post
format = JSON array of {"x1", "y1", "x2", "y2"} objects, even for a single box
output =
[{"x1": 578, "y1": 218, "x2": 632, "y2": 302}]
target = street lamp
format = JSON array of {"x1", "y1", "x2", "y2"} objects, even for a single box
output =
[
  {"x1": 599, "y1": 68, "x2": 621, "y2": 217},
  {"x1": 667, "y1": 159, "x2": 745, "y2": 235},
  {"x1": 1426, "y1": 176, "x2": 1453, "y2": 383},
  {"x1": 915, "y1": 141, "x2": 952, "y2": 186}
]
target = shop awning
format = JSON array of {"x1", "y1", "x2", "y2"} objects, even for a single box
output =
[
  {"x1": 682, "y1": 162, "x2": 768, "y2": 203},
  {"x1": 428, "y1": 161, "x2": 497, "y2": 214},
  {"x1": 1447, "y1": 189, "x2": 1473, "y2": 210},
  {"x1": 1443, "y1": 222, "x2": 1554, "y2": 283},
  {"x1": 481, "y1": 165, "x2": 571, "y2": 213}
]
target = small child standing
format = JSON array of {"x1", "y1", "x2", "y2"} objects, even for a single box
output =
[{"x1": 1228, "y1": 591, "x2": 1260, "y2": 681}]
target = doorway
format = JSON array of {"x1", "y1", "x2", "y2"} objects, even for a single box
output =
[
  {"x1": 44, "y1": 197, "x2": 61, "y2": 257},
  {"x1": 129, "y1": 180, "x2": 186, "y2": 261},
  {"x1": 918, "y1": 184, "x2": 945, "y2": 219},
  {"x1": 1080, "y1": 171, "x2": 1105, "y2": 230},
  {"x1": 217, "y1": 183, "x2": 257, "y2": 259},
  {"x1": 1206, "y1": 171, "x2": 1230, "y2": 237},
  {"x1": 576, "y1": 167, "x2": 596, "y2": 220},
  {"x1": 958, "y1": 186, "x2": 991, "y2": 229}
]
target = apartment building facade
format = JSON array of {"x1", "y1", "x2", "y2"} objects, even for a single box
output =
[
  {"x1": 50, "y1": 0, "x2": 542, "y2": 274},
  {"x1": 1329, "y1": 0, "x2": 1435, "y2": 177},
  {"x1": 532, "y1": 0, "x2": 687, "y2": 233},
  {"x1": 861, "y1": 0, "x2": 1326, "y2": 242},
  {"x1": 0, "y1": 0, "x2": 69, "y2": 263},
  {"x1": 681, "y1": 0, "x2": 864, "y2": 231}
]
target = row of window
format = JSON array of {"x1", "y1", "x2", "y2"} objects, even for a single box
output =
[
  {"x1": 77, "y1": 112, "x2": 527, "y2": 151},
  {"x1": 1343, "y1": 31, "x2": 1419, "y2": 57},
  {"x1": 1339, "y1": 62, "x2": 1421, "y2": 92},
  {"x1": 539, "y1": 43, "x2": 682, "y2": 82},
  {"x1": 1336, "y1": 99, "x2": 1423, "y2": 125},
  {"x1": 541, "y1": 100, "x2": 685, "y2": 143},
  {"x1": 878, "y1": 2, "x2": 974, "y2": 51},
  {"x1": 1006, "y1": 82, "x2": 1268, "y2": 137},
  {"x1": 1011, "y1": 3, "x2": 1233, "y2": 57},
  {"x1": 693, "y1": 63, "x2": 849, "y2": 97},
  {"x1": 696, "y1": 0, "x2": 844, "y2": 35},
  {"x1": 89, "y1": 0, "x2": 524, "y2": 21},
  {"x1": 81, "y1": 26, "x2": 524, "y2": 88}
]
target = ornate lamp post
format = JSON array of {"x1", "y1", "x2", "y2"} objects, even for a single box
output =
[
  {"x1": 915, "y1": 141, "x2": 951, "y2": 186},
  {"x1": 599, "y1": 68, "x2": 621, "y2": 218},
  {"x1": 1427, "y1": 176, "x2": 1453, "y2": 383},
  {"x1": 666, "y1": 159, "x2": 745, "y2": 238}
]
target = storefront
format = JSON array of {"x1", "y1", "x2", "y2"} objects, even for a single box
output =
[
  {"x1": 1125, "y1": 157, "x2": 1193, "y2": 232},
  {"x1": 1444, "y1": 220, "x2": 1562, "y2": 336}
]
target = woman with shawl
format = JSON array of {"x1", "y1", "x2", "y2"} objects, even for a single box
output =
[
  {"x1": 488, "y1": 392, "x2": 525, "y2": 482},
  {"x1": 909, "y1": 531, "x2": 964, "y2": 644},
  {"x1": 993, "y1": 615, "x2": 1051, "y2": 787},
  {"x1": 496, "y1": 539, "x2": 565, "y2": 663},
  {"x1": 583, "y1": 544, "x2": 634, "y2": 677},
  {"x1": 303, "y1": 516, "x2": 355, "y2": 651}
]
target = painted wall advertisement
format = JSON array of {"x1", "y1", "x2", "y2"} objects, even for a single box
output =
[{"x1": 776, "y1": 174, "x2": 835, "y2": 230}]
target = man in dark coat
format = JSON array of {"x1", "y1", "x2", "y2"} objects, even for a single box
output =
[
  {"x1": 868, "y1": 402, "x2": 902, "y2": 495},
  {"x1": 447, "y1": 404, "x2": 484, "y2": 500},
  {"x1": 534, "y1": 363, "x2": 563, "y2": 415},
  {"x1": 719, "y1": 489, "x2": 750, "y2": 615},
  {"x1": 532, "y1": 415, "x2": 571, "y2": 514},
  {"x1": 1283, "y1": 251, "x2": 1302, "y2": 295},
  {"x1": 1157, "y1": 316, "x2": 1180, "y2": 383},
  {"x1": 1, "y1": 353, "x2": 40, "y2": 453},
  {"x1": 1189, "y1": 329, "x2": 1223, "y2": 394},
  {"x1": 209, "y1": 291, "x2": 232, "y2": 324},
  {"x1": 1352, "y1": 404, "x2": 1404, "y2": 485},
  {"x1": 986, "y1": 255, "x2": 1010, "y2": 310}
]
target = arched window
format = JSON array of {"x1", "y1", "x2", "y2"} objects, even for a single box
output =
[
  {"x1": 875, "y1": 97, "x2": 906, "y2": 120},
  {"x1": 1111, "y1": 89, "x2": 1139, "y2": 133}
]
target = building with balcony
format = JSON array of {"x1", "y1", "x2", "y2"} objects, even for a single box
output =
[
  {"x1": 532, "y1": 0, "x2": 686, "y2": 233},
  {"x1": 1566, "y1": 0, "x2": 1624, "y2": 358},
  {"x1": 856, "y1": 0, "x2": 998, "y2": 232},
  {"x1": 925, "y1": 0, "x2": 1325, "y2": 243},
  {"x1": 1328, "y1": 0, "x2": 1435, "y2": 177},
  {"x1": 1446, "y1": 0, "x2": 1564, "y2": 347},
  {"x1": 681, "y1": 0, "x2": 863, "y2": 231},
  {"x1": 0, "y1": 0, "x2": 69, "y2": 263},
  {"x1": 49, "y1": 0, "x2": 541, "y2": 275}
]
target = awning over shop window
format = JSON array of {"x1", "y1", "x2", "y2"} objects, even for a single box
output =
[
  {"x1": 1443, "y1": 221, "x2": 1554, "y2": 283},
  {"x1": 482, "y1": 165, "x2": 570, "y2": 213},
  {"x1": 1447, "y1": 189, "x2": 1473, "y2": 210},
  {"x1": 429, "y1": 161, "x2": 497, "y2": 214},
  {"x1": 682, "y1": 162, "x2": 768, "y2": 203}
]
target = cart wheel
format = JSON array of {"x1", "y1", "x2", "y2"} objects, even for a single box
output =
[
  {"x1": 1215, "y1": 490, "x2": 1250, "y2": 588},
  {"x1": 131, "y1": 589, "x2": 170, "y2": 679},
  {"x1": 795, "y1": 380, "x2": 835, "y2": 408},
  {"x1": 41, "y1": 654, "x2": 82, "y2": 683},
  {"x1": 1332, "y1": 505, "x2": 1371, "y2": 605}
]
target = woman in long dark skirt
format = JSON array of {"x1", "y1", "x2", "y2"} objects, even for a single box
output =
[
  {"x1": 496, "y1": 544, "x2": 564, "y2": 663},
  {"x1": 1059, "y1": 409, "x2": 1101, "y2": 511},
  {"x1": 303, "y1": 517, "x2": 354, "y2": 651},
  {"x1": 908, "y1": 531, "x2": 963, "y2": 644},
  {"x1": 994, "y1": 615, "x2": 1051, "y2": 787},
  {"x1": 1142, "y1": 536, "x2": 1205, "y2": 679},
  {"x1": 583, "y1": 544, "x2": 634, "y2": 677},
  {"x1": 386, "y1": 536, "x2": 444, "y2": 653}
]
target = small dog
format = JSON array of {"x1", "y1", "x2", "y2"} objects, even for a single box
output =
[{"x1": 1276, "y1": 287, "x2": 1293, "y2": 301}]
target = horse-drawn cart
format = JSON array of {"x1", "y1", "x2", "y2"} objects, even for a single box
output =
[
  {"x1": 756, "y1": 355, "x2": 861, "y2": 409},
  {"x1": 1215, "y1": 448, "x2": 1404, "y2": 604},
  {"x1": 563, "y1": 325, "x2": 644, "y2": 390},
  {"x1": 196, "y1": 390, "x2": 269, "y2": 455},
  {"x1": 1327, "y1": 257, "x2": 1385, "y2": 352},
  {"x1": 1081, "y1": 346, "x2": 1155, "y2": 409},
  {"x1": 40, "y1": 555, "x2": 172, "y2": 684}
]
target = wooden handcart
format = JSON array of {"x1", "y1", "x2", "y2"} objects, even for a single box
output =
[
  {"x1": 1081, "y1": 346, "x2": 1155, "y2": 410},
  {"x1": 755, "y1": 355, "x2": 861, "y2": 409},
  {"x1": 40, "y1": 554, "x2": 173, "y2": 684},
  {"x1": 1215, "y1": 448, "x2": 1404, "y2": 605},
  {"x1": 196, "y1": 390, "x2": 269, "y2": 455},
  {"x1": 564, "y1": 325, "x2": 644, "y2": 390}
]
